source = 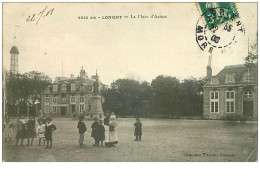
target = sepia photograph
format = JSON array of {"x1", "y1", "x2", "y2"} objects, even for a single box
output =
[{"x1": 1, "y1": 2, "x2": 258, "y2": 162}]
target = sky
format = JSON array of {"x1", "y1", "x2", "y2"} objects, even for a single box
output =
[{"x1": 2, "y1": 3, "x2": 258, "y2": 85}]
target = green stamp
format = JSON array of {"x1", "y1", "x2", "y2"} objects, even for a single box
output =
[{"x1": 198, "y1": 2, "x2": 239, "y2": 29}]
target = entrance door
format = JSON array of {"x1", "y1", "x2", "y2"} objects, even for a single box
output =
[
  {"x1": 243, "y1": 101, "x2": 253, "y2": 118},
  {"x1": 61, "y1": 107, "x2": 66, "y2": 116}
]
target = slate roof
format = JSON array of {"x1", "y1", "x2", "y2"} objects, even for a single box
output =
[{"x1": 205, "y1": 63, "x2": 257, "y2": 86}]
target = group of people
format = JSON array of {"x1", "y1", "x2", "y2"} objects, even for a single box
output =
[
  {"x1": 3, "y1": 111, "x2": 143, "y2": 149},
  {"x1": 3, "y1": 116, "x2": 57, "y2": 149},
  {"x1": 77, "y1": 111, "x2": 119, "y2": 147}
]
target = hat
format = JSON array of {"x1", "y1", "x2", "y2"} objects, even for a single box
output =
[
  {"x1": 46, "y1": 118, "x2": 53, "y2": 121},
  {"x1": 37, "y1": 118, "x2": 43, "y2": 123}
]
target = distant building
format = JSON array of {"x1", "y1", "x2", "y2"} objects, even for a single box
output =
[
  {"x1": 203, "y1": 57, "x2": 257, "y2": 120},
  {"x1": 41, "y1": 67, "x2": 107, "y2": 118},
  {"x1": 10, "y1": 46, "x2": 19, "y2": 74}
]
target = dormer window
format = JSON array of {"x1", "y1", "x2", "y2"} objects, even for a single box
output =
[
  {"x1": 62, "y1": 84, "x2": 67, "y2": 91},
  {"x1": 80, "y1": 86, "x2": 85, "y2": 92},
  {"x1": 71, "y1": 83, "x2": 76, "y2": 91},
  {"x1": 225, "y1": 73, "x2": 235, "y2": 83},
  {"x1": 243, "y1": 71, "x2": 253, "y2": 83},
  {"x1": 45, "y1": 87, "x2": 50, "y2": 93},
  {"x1": 210, "y1": 77, "x2": 219, "y2": 85},
  {"x1": 53, "y1": 84, "x2": 58, "y2": 92}
]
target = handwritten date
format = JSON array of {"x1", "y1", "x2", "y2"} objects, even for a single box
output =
[{"x1": 26, "y1": 6, "x2": 54, "y2": 25}]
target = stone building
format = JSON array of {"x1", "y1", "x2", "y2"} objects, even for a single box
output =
[
  {"x1": 41, "y1": 67, "x2": 107, "y2": 118},
  {"x1": 203, "y1": 56, "x2": 257, "y2": 120}
]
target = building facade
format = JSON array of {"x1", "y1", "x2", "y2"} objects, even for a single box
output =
[
  {"x1": 203, "y1": 62, "x2": 257, "y2": 120},
  {"x1": 41, "y1": 67, "x2": 106, "y2": 118}
]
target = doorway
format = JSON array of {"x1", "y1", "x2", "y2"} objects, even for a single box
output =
[
  {"x1": 61, "y1": 107, "x2": 66, "y2": 116},
  {"x1": 243, "y1": 101, "x2": 253, "y2": 118}
]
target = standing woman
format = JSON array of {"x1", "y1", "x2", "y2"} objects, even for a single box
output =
[
  {"x1": 104, "y1": 111, "x2": 110, "y2": 146},
  {"x1": 105, "y1": 112, "x2": 118, "y2": 147},
  {"x1": 27, "y1": 116, "x2": 36, "y2": 146},
  {"x1": 3, "y1": 118, "x2": 14, "y2": 142},
  {"x1": 15, "y1": 116, "x2": 27, "y2": 146}
]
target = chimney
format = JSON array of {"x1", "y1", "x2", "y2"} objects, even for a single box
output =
[
  {"x1": 207, "y1": 54, "x2": 212, "y2": 79},
  {"x1": 80, "y1": 66, "x2": 86, "y2": 79}
]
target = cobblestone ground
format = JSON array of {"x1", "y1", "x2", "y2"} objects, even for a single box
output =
[{"x1": 2, "y1": 118, "x2": 258, "y2": 162}]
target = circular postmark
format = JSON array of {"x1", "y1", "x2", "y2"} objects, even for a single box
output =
[{"x1": 196, "y1": 7, "x2": 245, "y2": 53}]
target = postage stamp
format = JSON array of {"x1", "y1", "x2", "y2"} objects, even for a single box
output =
[
  {"x1": 197, "y1": 2, "x2": 239, "y2": 29},
  {"x1": 195, "y1": 3, "x2": 245, "y2": 53}
]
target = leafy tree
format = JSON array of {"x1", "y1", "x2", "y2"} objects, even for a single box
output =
[
  {"x1": 6, "y1": 71, "x2": 51, "y2": 117},
  {"x1": 151, "y1": 75, "x2": 182, "y2": 116},
  {"x1": 102, "y1": 79, "x2": 152, "y2": 116}
]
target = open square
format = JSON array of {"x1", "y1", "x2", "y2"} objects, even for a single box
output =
[{"x1": 2, "y1": 118, "x2": 257, "y2": 162}]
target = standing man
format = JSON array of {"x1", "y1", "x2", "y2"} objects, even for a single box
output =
[{"x1": 77, "y1": 115, "x2": 87, "y2": 147}]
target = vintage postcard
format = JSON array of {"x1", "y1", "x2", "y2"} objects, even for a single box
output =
[{"x1": 2, "y1": 2, "x2": 258, "y2": 162}]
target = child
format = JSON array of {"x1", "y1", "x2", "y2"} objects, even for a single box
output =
[
  {"x1": 27, "y1": 116, "x2": 36, "y2": 146},
  {"x1": 44, "y1": 118, "x2": 57, "y2": 149},
  {"x1": 97, "y1": 120, "x2": 105, "y2": 147},
  {"x1": 77, "y1": 115, "x2": 87, "y2": 147},
  {"x1": 37, "y1": 118, "x2": 46, "y2": 146},
  {"x1": 3, "y1": 118, "x2": 13, "y2": 143},
  {"x1": 134, "y1": 118, "x2": 142, "y2": 141},
  {"x1": 15, "y1": 116, "x2": 27, "y2": 146},
  {"x1": 91, "y1": 117, "x2": 99, "y2": 147}
]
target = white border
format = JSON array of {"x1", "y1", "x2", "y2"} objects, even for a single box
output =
[{"x1": 0, "y1": 1, "x2": 259, "y2": 179}]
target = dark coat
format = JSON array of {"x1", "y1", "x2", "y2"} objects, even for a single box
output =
[
  {"x1": 77, "y1": 121, "x2": 87, "y2": 134},
  {"x1": 96, "y1": 124, "x2": 105, "y2": 141},
  {"x1": 16, "y1": 121, "x2": 28, "y2": 139},
  {"x1": 27, "y1": 119, "x2": 36, "y2": 138},
  {"x1": 91, "y1": 121, "x2": 99, "y2": 139},
  {"x1": 134, "y1": 121, "x2": 142, "y2": 136},
  {"x1": 45, "y1": 124, "x2": 57, "y2": 141},
  {"x1": 104, "y1": 117, "x2": 110, "y2": 126}
]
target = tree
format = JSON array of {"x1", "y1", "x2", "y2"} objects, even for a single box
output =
[
  {"x1": 102, "y1": 79, "x2": 152, "y2": 116},
  {"x1": 151, "y1": 75, "x2": 182, "y2": 116},
  {"x1": 6, "y1": 71, "x2": 51, "y2": 117},
  {"x1": 179, "y1": 78, "x2": 205, "y2": 116},
  {"x1": 245, "y1": 34, "x2": 258, "y2": 63}
]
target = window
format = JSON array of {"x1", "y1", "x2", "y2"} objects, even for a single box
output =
[
  {"x1": 53, "y1": 84, "x2": 58, "y2": 92},
  {"x1": 71, "y1": 83, "x2": 76, "y2": 91},
  {"x1": 70, "y1": 96, "x2": 76, "y2": 104},
  {"x1": 62, "y1": 84, "x2": 66, "y2": 91},
  {"x1": 44, "y1": 105, "x2": 50, "y2": 113},
  {"x1": 80, "y1": 96, "x2": 85, "y2": 103},
  {"x1": 45, "y1": 97, "x2": 50, "y2": 105},
  {"x1": 80, "y1": 86, "x2": 85, "y2": 91},
  {"x1": 244, "y1": 71, "x2": 253, "y2": 83},
  {"x1": 210, "y1": 91, "x2": 219, "y2": 113},
  {"x1": 52, "y1": 97, "x2": 57, "y2": 104},
  {"x1": 226, "y1": 91, "x2": 235, "y2": 113},
  {"x1": 52, "y1": 106, "x2": 57, "y2": 113},
  {"x1": 71, "y1": 104, "x2": 76, "y2": 113},
  {"x1": 51, "y1": 97, "x2": 57, "y2": 113},
  {"x1": 225, "y1": 73, "x2": 235, "y2": 83},
  {"x1": 45, "y1": 87, "x2": 50, "y2": 93},
  {"x1": 79, "y1": 96, "x2": 85, "y2": 113},
  {"x1": 244, "y1": 91, "x2": 253, "y2": 99},
  {"x1": 79, "y1": 104, "x2": 85, "y2": 113}
]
